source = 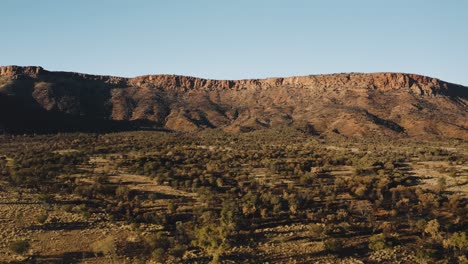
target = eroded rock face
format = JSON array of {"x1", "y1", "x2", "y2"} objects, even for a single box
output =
[
  {"x1": 129, "y1": 72, "x2": 459, "y2": 96},
  {"x1": 0, "y1": 66, "x2": 466, "y2": 139},
  {"x1": 0, "y1": 65, "x2": 45, "y2": 77}
]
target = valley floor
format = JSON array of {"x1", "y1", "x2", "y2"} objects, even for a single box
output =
[{"x1": 0, "y1": 130, "x2": 466, "y2": 263}]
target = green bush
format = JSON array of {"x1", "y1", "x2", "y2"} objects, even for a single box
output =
[{"x1": 368, "y1": 233, "x2": 391, "y2": 251}]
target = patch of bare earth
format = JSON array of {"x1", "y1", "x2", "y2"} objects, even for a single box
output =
[{"x1": 410, "y1": 160, "x2": 468, "y2": 195}]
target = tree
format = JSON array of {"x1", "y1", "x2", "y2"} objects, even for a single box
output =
[
  {"x1": 443, "y1": 232, "x2": 468, "y2": 257},
  {"x1": 241, "y1": 191, "x2": 259, "y2": 217},
  {"x1": 417, "y1": 192, "x2": 438, "y2": 213},
  {"x1": 175, "y1": 221, "x2": 192, "y2": 245},
  {"x1": 145, "y1": 232, "x2": 171, "y2": 262},
  {"x1": 350, "y1": 200, "x2": 373, "y2": 218},
  {"x1": 220, "y1": 199, "x2": 243, "y2": 234},
  {"x1": 368, "y1": 233, "x2": 391, "y2": 251},
  {"x1": 192, "y1": 223, "x2": 230, "y2": 264},
  {"x1": 424, "y1": 219, "x2": 442, "y2": 242}
]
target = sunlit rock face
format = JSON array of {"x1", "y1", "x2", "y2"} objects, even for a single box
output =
[{"x1": 0, "y1": 66, "x2": 467, "y2": 139}]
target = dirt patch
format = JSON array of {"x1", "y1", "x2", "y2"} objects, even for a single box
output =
[
  {"x1": 108, "y1": 174, "x2": 197, "y2": 198},
  {"x1": 410, "y1": 161, "x2": 468, "y2": 195}
]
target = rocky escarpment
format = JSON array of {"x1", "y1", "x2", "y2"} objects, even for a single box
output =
[
  {"x1": 1, "y1": 66, "x2": 463, "y2": 96},
  {"x1": 0, "y1": 66, "x2": 466, "y2": 139},
  {"x1": 131, "y1": 72, "x2": 462, "y2": 96}
]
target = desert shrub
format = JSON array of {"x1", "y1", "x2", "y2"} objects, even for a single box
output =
[
  {"x1": 167, "y1": 201, "x2": 177, "y2": 214},
  {"x1": 115, "y1": 185, "x2": 130, "y2": 200},
  {"x1": 145, "y1": 231, "x2": 188, "y2": 262},
  {"x1": 91, "y1": 236, "x2": 116, "y2": 257},
  {"x1": 443, "y1": 232, "x2": 468, "y2": 257},
  {"x1": 308, "y1": 223, "x2": 326, "y2": 240},
  {"x1": 38, "y1": 193, "x2": 54, "y2": 203},
  {"x1": 151, "y1": 247, "x2": 166, "y2": 262},
  {"x1": 415, "y1": 246, "x2": 438, "y2": 261},
  {"x1": 36, "y1": 210, "x2": 48, "y2": 224},
  {"x1": 8, "y1": 150, "x2": 86, "y2": 191},
  {"x1": 424, "y1": 219, "x2": 442, "y2": 242},
  {"x1": 9, "y1": 240, "x2": 30, "y2": 255},
  {"x1": 193, "y1": 223, "x2": 230, "y2": 264},
  {"x1": 324, "y1": 238, "x2": 343, "y2": 253},
  {"x1": 145, "y1": 232, "x2": 171, "y2": 251},
  {"x1": 168, "y1": 244, "x2": 187, "y2": 260},
  {"x1": 73, "y1": 185, "x2": 96, "y2": 199},
  {"x1": 61, "y1": 204, "x2": 73, "y2": 212},
  {"x1": 368, "y1": 233, "x2": 391, "y2": 251}
]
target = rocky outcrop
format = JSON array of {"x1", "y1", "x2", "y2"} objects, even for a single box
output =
[
  {"x1": 0, "y1": 65, "x2": 45, "y2": 77},
  {"x1": 0, "y1": 66, "x2": 466, "y2": 139}
]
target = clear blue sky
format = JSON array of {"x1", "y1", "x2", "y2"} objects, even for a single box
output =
[{"x1": 1, "y1": 0, "x2": 467, "y2": 85}]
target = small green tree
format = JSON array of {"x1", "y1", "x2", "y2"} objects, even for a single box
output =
[
  {"x1": 369, "y1": 233, "x2": 391, "y2": 251},
  {"x1": 424, "y1": 219, "x2": 442, "y2": 241},
  {"x1": 220, "y1": 199, "x2": 243, "y2": 234},
  {"x1": 192, "y1": 223, "x2": 229, "y2": 264},
  {"x1": 443, "y1": 232, "x2": 468, "y2": 257}
]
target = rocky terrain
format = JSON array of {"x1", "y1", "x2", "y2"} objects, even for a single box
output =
[{"x1": 0, "y1": 66, "x2": 466, "y2": 139}]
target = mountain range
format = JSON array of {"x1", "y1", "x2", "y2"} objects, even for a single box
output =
[{"x1": 0, "y1": 66, "x2": 466, "y2": 139}]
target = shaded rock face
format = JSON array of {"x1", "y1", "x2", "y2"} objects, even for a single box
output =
[{"x1": 0, "y1": 66, "x2": 466, "y2": 139}]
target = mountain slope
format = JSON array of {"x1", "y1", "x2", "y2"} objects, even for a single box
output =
[{"x1": 0, "y1": 66, "x2": 466, "y2": 139}]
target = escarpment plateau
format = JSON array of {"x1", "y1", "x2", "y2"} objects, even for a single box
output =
[{"x1": 0, "y1": 66, "x2": 466, "y2": 139}]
